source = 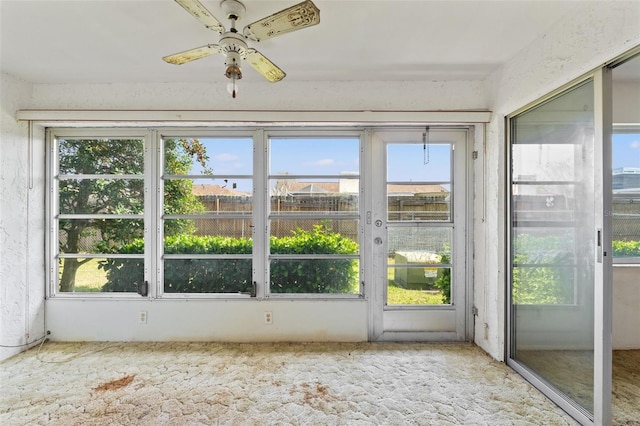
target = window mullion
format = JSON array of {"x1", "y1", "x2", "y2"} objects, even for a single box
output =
[
  {"x1": 147, "y1": 129, "x2": 158, "y2": 299},
  {"x1": 253, "y1": 129, "x2": 267, "y2": 298}
]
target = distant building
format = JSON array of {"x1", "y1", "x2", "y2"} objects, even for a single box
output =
[
  {"x1": 613, "y1": 167, "x2": 640, "y2": 192},
  {"x1": 192, "y1": 184, "x2": 251, "y2": 197}
]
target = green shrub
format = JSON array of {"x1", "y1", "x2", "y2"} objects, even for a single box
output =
[
  {"x1": 270, "y1": 225, "x2": 359, "y2": 294},
  {"x1": 99, "y1": 240, "x2": 144, "y2": 293},
  {"x1": 512, "y1": 233, "x2": 575, "y2": 305},
  {"x1": 612, "y1": 240, "x2": 640, "y2": 257},
  {"x1": 433, "y1": 254, "x2": 451, "y2": 304},
  {"x1": 164, "y1": 235, "x2": 253, "y2": 293},
  {"x1": 101, "y1": 226, "x2": 358, "y2": 294}
]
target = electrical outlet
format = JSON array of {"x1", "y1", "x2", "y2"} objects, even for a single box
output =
[
  {"x1": 264, "y1": 311, "x2": 273, "y2": 325},
  {"x1": 139, "y1": 311, "x2": 147, "y2": 324}
]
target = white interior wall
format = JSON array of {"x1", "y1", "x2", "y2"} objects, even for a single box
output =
[
  {"x1": 613, "y1": 80, "x2": 640, "y2": 123},
  {"x1": 29, "y1": 80, "x2": 487, "y2": 111},
  {"x1": 613, "y1": 267, "x2": 640, "y2": 349},
  {"x1": 0, "y1": 72, "x2": 46, "y2": 360},
  {"x1": 480, "y1": 2, "x2": 640, "y2": 360}
]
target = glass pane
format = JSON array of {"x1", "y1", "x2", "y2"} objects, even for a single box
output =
[
  {"x1": 270, "y1": 178, "x2": 358, "y2": 213},
  {"x1": 270, "y1": 220, "x2": 359, "y2": 252},
  {"x1": 513, "y1": 144, "x2": 578, "y2": 182},
  {"x1": 58, "y1": 139, "x2": 144, "y2": 175},
  {"x1": 387, "y1": 143, "x2": 450, "y2": 182},
  {"x1": 164, "y1": 259, "x2": 252, "y2": 293},
  {"x1": 512, "y1": 228, "x2": 576, "y2": 304},
  {"x1": 57, "y1": 257, "x2": 142, "y2": 293},
  {"x1": 387, "y1": 227, "x2": 451, "y2": 306},
  {"x1": 387, "y1": 227, "x2": 451, "y2": 256},
  {"x1": 388, "y1": 184, "x2": 451, "y2": 221},
  {"x1": 58, "y1": 219, "x2": 143, "y2": 254},
  {"x1": 270, "y1": 259, "x2": 359, "y2": 294},
  {"x1": 387, "y1": 266, "x2": 450, "y2": 305},
  {"x1": 164, "y1": 137, "x2": 253, "y2": 175},
  {"x1": 165, "y1": 178, "x2": 253, "y2": 214},
  {"x1": 270, "y1": 137, "x2": 360, "y2": 176},
  {"x1": 512, "y1": 184, "x2": 575, "y2": 224},
  {"x1": 612, "y1": 131, "x2": 640, "y2": 260},
  {"x1": 59, "y1": 179, "x2": 144, "y2": 214},
  {"x1": 511, "y1": 80, "x2": 595, "y2": 414}
]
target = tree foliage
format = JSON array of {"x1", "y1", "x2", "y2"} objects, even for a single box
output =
[{"x1": 58, "y1": 138, "x2": 210, "y2": 292}]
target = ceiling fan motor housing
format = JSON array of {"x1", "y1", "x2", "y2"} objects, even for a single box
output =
[
  {"x1": 220, "y1": 0, "x2": 246, "y2": 22},
  {"x1": 220, "y1": 32, "x2": 247, "y2": 79}
]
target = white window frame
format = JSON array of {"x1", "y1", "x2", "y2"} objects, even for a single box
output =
[
  {"x1": 46, "y1": 128, "x2": 152, "y2": 299},
  {"x1": 46, "y1": 127, "x2": 367, "y2": 300},
  {"x1": 264, "y1": 129, "x2": 364, "y2": 299},
  {"x1": 612, "y1": 125, "x2": 640, "y2": 265}
]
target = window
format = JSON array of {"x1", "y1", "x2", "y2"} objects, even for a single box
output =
[
  {"x1": 268, "y1": 136, "x2": 361, "y2": 295},
  {"x1": 612, "y1": 128, "x2": 640, "y2": 264},
  {"x1": 48, "y1": 129, "x2": 363, "y2": 298},
  {"x1": 161, "y1": 136, "x2": 254, "y2": 294},
  {"x1": 52, "y1": 135, "x2": 146, "y2": 294},
  {"x1": 386, "y1": 141, "x2": 454, "y2": 305}
]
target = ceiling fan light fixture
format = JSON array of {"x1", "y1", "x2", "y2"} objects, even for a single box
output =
[
  {"x1": 226, "y1": 81, "x2": 239, "y2": 98},
  {"x1": 224, "y1": 51, "x2": 242, "y2": 98}
]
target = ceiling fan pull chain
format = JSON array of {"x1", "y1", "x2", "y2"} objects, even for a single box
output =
[{"x1": 423, "y1": 126, "x2": 430, "y2": 165}]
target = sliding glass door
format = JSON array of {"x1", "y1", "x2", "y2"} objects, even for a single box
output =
[{"x1": 508, "y1": 70, "x2": 612, "y2": 424}]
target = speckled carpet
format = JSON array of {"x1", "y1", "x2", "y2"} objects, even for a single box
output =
[{"x1": 1, "y1": 342, "x2": 633, "y2": 425}]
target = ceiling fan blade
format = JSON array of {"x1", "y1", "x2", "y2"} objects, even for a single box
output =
[
  {"x1": 245, "y1": 49, "x2": 286, "y2": 82},
  {"x1": 243, "y1": 0, "x2": 320, "y2": 42},
  {"x1": 163, "y1": 44, "x2": 222, "y2": 65},
  {"x1": 175, "y1": 0, "x2": 225, "y2": 33}
]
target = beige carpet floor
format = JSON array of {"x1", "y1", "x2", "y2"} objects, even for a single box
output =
[{"x1": 1, "y1": 341, "x2": 629, "y2": 425}]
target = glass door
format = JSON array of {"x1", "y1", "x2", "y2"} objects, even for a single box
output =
[
  {"x1": 508, "y1": 71, "x2": 612, "y2": 424},
  {"x1": 369, "y1": 128, "x2": 469, "y2": 341}
]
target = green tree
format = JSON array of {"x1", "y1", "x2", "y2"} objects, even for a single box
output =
[{"x1": 58, "y1": 138, "x2": 210, "y2": 292}]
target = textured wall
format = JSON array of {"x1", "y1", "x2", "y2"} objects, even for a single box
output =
[
  {"x1": 0, "y1": 72, "x2": 46, "y2": 361},
  {"x1": 30, "y1": 79, "x2": 488, "y2": 111}
]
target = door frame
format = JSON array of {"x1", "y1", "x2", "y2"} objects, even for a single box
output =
[
  {"x1": 505, "y1": 68, "x2": 613, "y2": 425},
  {"x1": 366, "y1": 126, "x2": 474, "y2": 342}
]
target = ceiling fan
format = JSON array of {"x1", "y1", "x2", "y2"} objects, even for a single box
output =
[{"x1": 163, "y1": 0, "x2": 320, "y2": 98}]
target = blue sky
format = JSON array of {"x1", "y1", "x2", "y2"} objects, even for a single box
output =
[
  {"x1": 190, "y1": 137, "x2": 451, "y2": 180},
  {"x1": 613, "y1": 132, "x2": 640, "y2": 169},
  {"x1": 186, "y1": 134, "x2": 638, "y2": 192}
]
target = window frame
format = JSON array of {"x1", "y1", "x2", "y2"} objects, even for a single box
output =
[
  {"x1": 46, "y1": 127, "x2": 367, "y2": 300},
  {"x1": 158, "y1": 131, "x2": 256, "y2": 299},
  {"x1": 612, "y1": 125, "x2": 640, "y2": 265},
  {"x1": 264, "y1": 130, "x2": 364, "y2": 299},
  {"x1": 46, "y1": 128, "x2": 152, "y2": 299}
]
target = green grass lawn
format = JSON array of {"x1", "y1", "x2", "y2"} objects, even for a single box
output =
[
  {"x1": 386, "y1": 256, "x2": 445, "y2": 305},
  {"x1": 62, "y1": 256, "x2": 445, "y2": 303},
  {"x1": 61, "y1": 258, "x2": 107, "y2": 292},
  {"x1": 387, "y1": 284, "x2": 444, "y2": 305}
]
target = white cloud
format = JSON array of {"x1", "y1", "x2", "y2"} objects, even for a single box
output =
[
  {"x1": 214, "y1": 153, "x2": 239, "y2": 162},
  {"x1": 315, "y1": 158, "x2": 335, "y2": 166},
  {"x1": 630, "y1": 140, "x2": 640, "y2": 149}
]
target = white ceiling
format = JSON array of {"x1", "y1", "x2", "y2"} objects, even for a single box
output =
[{"x1": 0, "y1": 0, "x2": 636, "y2": 86}]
